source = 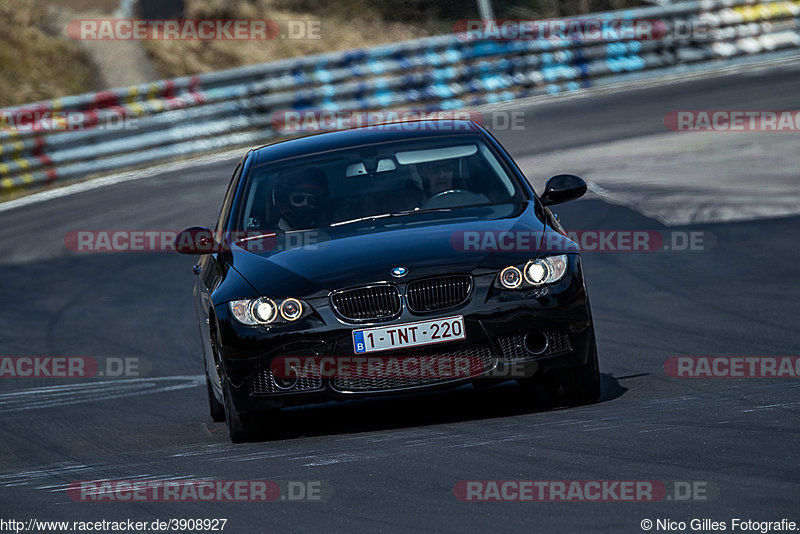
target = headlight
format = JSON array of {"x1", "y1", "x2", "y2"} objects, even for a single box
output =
[
  {"x1": 229, "y1": 297, "x2": 307, "y2": 326},
  {"x1": 280, "y1": 298, "x2": 303, "y2": 320},
  {"x1": 229, "y1": 299, "x2": 257, "y2": 325},
  {"x1": 252, "y1": 297, "x2": 277, "y2": 323},
  {"x1": 524, "y1": 261, "x2": 548, "y2": 284},
  {"x1": 499, "y1": 266, "x2": 523, "y2": 289},
  {"x1": 499, "y1": 254, "x2": 570, "y2": 289}
]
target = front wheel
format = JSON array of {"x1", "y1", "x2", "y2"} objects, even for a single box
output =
[
  {"x1": 206, "y1": 373, "x2": 225, "y2": 423},
  {"x1": 222, "y1": 381, "x2": 262, "y2": 443},
  {"x1": 559, "y1": 333, "x2": 601, "y2": 405}
]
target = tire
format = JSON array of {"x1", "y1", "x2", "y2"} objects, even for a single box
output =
[
  {"x1": 559, "y1": 332, "x2": 601, "y2": 406},
  {"x1": 206, "y1": 324, "x2": 226, "y2": 422},
  {"x1": 222, "y1": 380, "x2": 261, "y2": 443},
  {"x1": 206, "y1": 372, "x2": 225, "y2": 423}
]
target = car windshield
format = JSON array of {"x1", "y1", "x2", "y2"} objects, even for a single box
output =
[{"x1": 236, "y1": 137, "x2": 526, "y2": 233}]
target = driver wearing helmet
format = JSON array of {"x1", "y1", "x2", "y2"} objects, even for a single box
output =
[
  {"x1": 417, "y1": 159, "x2": 457, "y2": 198},
  {"x1": 272, "y1": 166, "x2": 329, "y2": 230}
]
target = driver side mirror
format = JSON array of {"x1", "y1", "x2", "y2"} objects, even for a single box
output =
[
  {"x1": 539, "y1": 174, "x2": 587, "y2": 207},
  {"x1": 175, "y1": 226, "x2": 217, "y2": 254}
]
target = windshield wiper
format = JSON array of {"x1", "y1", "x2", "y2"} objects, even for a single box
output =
[
  {"x1": 329, "y1": 213, "x2": 396, "y2": 227},
  {"x1": 236, "y1": 231, "x2": 278, "y2": 243},
  {"x1": 330, "y1": 208, "x2": 463, "y2": 227},
  {"x1": 235, "y1": 228, "x2": 315, "y2": 243},
  {"x1": 394, "y1": 207, "x2": 454, "y2": 215}
]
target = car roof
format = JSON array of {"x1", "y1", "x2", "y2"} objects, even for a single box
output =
[{"x1": 250, "y1": 119, "x2": 485, "y2": 165}]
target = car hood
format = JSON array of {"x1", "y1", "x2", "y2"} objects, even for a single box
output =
[{"x1": 227, "y1": 202, "x2": 550, "y2": 297}]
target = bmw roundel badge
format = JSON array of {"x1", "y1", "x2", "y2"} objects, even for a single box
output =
[{"x1": 391, "y1": 266, "x2": 408, "y2": 278}]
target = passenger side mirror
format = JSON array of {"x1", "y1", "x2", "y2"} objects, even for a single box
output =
[{"x1": 539, "y1": 174, "x2": 587, "y2": 207}]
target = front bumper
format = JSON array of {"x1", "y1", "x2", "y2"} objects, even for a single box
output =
[{"x1": 214, "y1": 255, "x2": 593, "y2": 413}]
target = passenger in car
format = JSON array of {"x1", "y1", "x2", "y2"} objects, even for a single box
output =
[{"x1": 418, "y1": 159, "x2": 463, "y2": 197}]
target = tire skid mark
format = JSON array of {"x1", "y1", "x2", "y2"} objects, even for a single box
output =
[
  {"x1": 0, "y1": 375, "x2": 203, "y2": 413},
  {"x1": 0, "y1": 462, "x2": 200, "y2": 494}
]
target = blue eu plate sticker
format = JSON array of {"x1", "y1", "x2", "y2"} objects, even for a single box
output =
[{"x1": 353, "y1": 330, "x2": 366, "y2": 353}]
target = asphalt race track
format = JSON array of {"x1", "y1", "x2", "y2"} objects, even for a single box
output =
[{"x1": 0, "y1": 63, "x2": 798, "y2": 532}]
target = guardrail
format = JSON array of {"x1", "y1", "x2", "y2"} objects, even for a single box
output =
[{"x1": 1, "y1": 0, "x2": 799, "y2": 195}]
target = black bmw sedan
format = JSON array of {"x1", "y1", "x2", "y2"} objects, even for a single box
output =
[{"x1": 177, "y1": 119, "x2": 599, "y2": 442}]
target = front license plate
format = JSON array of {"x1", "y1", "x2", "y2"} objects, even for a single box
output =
[{"x1": 352, "y1": 316, "x2": 465, "y2": 354}]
